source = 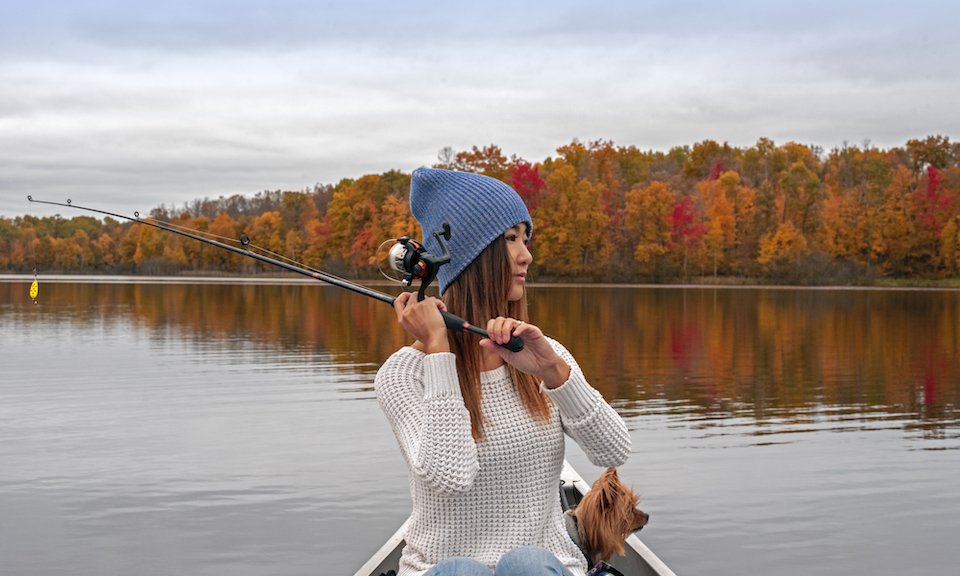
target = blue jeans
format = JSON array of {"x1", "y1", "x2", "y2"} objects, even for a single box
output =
[{"x1": 424, "y1": 546, "x2": 575, "y2": 576}]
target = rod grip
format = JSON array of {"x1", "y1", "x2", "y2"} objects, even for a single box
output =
[{"x1": 440, "y1": 310, "x2": 524, "y2": 353}]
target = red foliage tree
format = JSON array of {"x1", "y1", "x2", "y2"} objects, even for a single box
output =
[
  {"x1": 668, "y1": 195, "x2": 707, "y2": 275},
  {"x1": 669, "y1": 196, "x2": 707, "y2": 248},
  {"x1": 708, "y1": 159, "x2": 725, "y2": 181},
  {"x1": 913, "y1": 165, "x2": 956, "y2": 237},
  {"x1": 511, "y1": 162, "x2": 547, "y2": 210}
]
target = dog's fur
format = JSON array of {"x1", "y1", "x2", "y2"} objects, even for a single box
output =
[{"x1": 569, "y1": 468, "x2": 649, "y2": 564}]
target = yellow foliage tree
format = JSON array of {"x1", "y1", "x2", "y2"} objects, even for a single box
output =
[
  {"x1": 873, "y1": 168, "x2": 919, "y2": 273},
  {"x1": 940, "y1": 217, "x2": 960, "y2": 275},
  {"x1": 73, "y1": 229, "x2": 94, "y2": 270},
  {"x1": 702, "y1": 194, "x2": 735, "y2": 276},
  {"x1": 780, "y1": 160, "x2": 822, "y2": 233},
  {"x1": 821, "y1": 194, "x2": 868, "y2": 262},
  {"x1": 119, "y1": 224, "x2": 140, "y2": 265},
  {"x1": 286, "y1": 229, "x2": 305, "y2": 262},
  {"x1": 301, "y1": 217, "x2": 325, "y2": 268},
  {"x1": 382, "y1": 192, "x2": 421, "y2": 241},
  {"x1": 757, "y1": 222, "x2": 809, "y2": 271},
  {"x1": 180, "y1": 216, "x2": 209, "y2": 265},
  {"x1": 134, "y1": 224, "x2": 164, "y2": 265},
  {"x1": 50, "y1": 236, "x2": 80, "y2": 270},
  {"x1": 163, "y1": 241, "x2": 189, "y2": 266},
  {"x1": 625, "y1": 181, "x2": 675, "y2": 274},
  {"x1": 532, "y1": 162, "x2": 608, "y2": 275},
  {"x1": 247, "y1": 211, "x2": 285, "y2": 255}
]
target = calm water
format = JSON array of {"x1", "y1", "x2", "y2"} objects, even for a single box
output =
[{"x1": 1, "y1": 277, "x2": 959, "y2": 576}]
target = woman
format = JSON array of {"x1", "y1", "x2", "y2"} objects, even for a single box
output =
[{"x1": 375, "y1": 168, "x2": 631, "y2": 576}]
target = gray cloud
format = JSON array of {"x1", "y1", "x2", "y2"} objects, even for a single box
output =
[{"x1": 3, "y1": 1, "x2": 959, "y2": 218}]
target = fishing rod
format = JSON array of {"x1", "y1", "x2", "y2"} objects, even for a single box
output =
[{"x1": 27, "y1": 196, "x2": 523, "y2": 352}]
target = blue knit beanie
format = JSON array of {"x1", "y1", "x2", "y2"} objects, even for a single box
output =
[{"x1": 410, "y1": 167, "x2": 532, "y2": 294}]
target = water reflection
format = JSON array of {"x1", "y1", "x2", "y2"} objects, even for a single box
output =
[
  {"x1": 525, "y1": 287, "x2": 959, "y2": 437},
  {"x1": 2, "y1": 281, "x2": 409, "y2": 374},
  {"x1": 4, "y1": 279, "x2": 960, "y2": 576},
  {"x1": 3, "y1": 281, "x2": 958, "y2": 435}
]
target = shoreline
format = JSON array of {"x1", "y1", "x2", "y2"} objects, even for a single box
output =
[{"x1": 2, "y1": 273, "x2": 958, "y2": 291}]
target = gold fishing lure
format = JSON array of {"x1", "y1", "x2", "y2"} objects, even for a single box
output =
[{"x1": 30, "y1": 269, "x2": 39, "y2": 304}]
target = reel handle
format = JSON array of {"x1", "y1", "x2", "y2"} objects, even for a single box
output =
[{"x1": 440, "y1": 310, "x2": 524, "y2": 353}]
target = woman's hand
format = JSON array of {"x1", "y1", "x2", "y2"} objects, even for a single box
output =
[
  {"x1": 393, "y1": 292, "x2": 450, "y2": 354},
  {"x1": 479, "y1": 317, "x2": 571, "y2": 389}
]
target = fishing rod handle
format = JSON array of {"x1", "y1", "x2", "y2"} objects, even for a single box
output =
[{"x1": 439, "y1": 310, "x2": 524, "y2": 353}]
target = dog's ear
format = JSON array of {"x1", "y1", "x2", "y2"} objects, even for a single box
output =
[
  {"x1": 596, "y1": 468, "x2": 625, "y2": 511},
  {"x1": 600, "y1": 467, "x2": 621, "y2": 485}
]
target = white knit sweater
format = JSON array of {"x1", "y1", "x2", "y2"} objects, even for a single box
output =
[{"x1": 375, "y1": 339, "x2": 631, "y2": 576}]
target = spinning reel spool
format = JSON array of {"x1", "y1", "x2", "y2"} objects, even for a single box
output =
[{"x1": 379, "y1": 222, "x2": 452, "y2": 302}]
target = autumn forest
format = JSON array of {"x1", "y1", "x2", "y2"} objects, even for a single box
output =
[{"x1": 3, "y1": 136, "x2": 960, "y2": 284}]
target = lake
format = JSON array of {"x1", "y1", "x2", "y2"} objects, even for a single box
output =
[{"x1": 1, "y1": 277, "x2": 958, "y2": 575}]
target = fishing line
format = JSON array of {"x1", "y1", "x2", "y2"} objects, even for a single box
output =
[
  {"x1": 26, "y1": 197, "x2": 39, "y2": 304},
  {"x1": 146, "y1": 216, "x2": 247, "y2": 245},
  {"x1": 146, "y1": 215, "x2": 329, "y2": 277},
  {"x1": 27, "y1": 196, "x2": 524, "y2": 352}
]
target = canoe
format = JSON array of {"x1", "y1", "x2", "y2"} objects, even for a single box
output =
[{"x1": 354, "y1": 460, "x2": 676, "y2": 576}]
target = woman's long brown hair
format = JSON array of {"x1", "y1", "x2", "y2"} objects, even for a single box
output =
[{"x1": 442, "y1": 235, "x2": 552, "y2": 440}]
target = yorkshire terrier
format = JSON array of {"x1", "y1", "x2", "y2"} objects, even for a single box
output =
[{"x1": 566, "y1": 468, "x2": 649, "y2": 565}]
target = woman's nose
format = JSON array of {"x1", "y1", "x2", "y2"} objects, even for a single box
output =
[{"x1": 517, "y1": 243, "x2": 532, "y2": 265}]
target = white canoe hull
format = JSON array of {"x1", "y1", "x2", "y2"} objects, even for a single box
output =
[{"x1": 354, "y1": 460, "x2": 675, "y2": 576}]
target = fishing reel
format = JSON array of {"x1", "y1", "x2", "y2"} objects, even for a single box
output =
[{"x1": 379, "y1": 223, "x2": 451, "y2": 302}]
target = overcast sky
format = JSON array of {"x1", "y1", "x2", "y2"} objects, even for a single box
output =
[{"x1": 3, "y1": 0, "x2": 958, "y2": 218}]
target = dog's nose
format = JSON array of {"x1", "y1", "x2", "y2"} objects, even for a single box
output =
[{"x1": 635, "y1": 513, "x2": 650, "y2": 531}]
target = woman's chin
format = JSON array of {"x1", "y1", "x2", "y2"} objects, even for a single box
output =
[{"x1": 507, "y1": 286, "x2": 525, "y2": 302}]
